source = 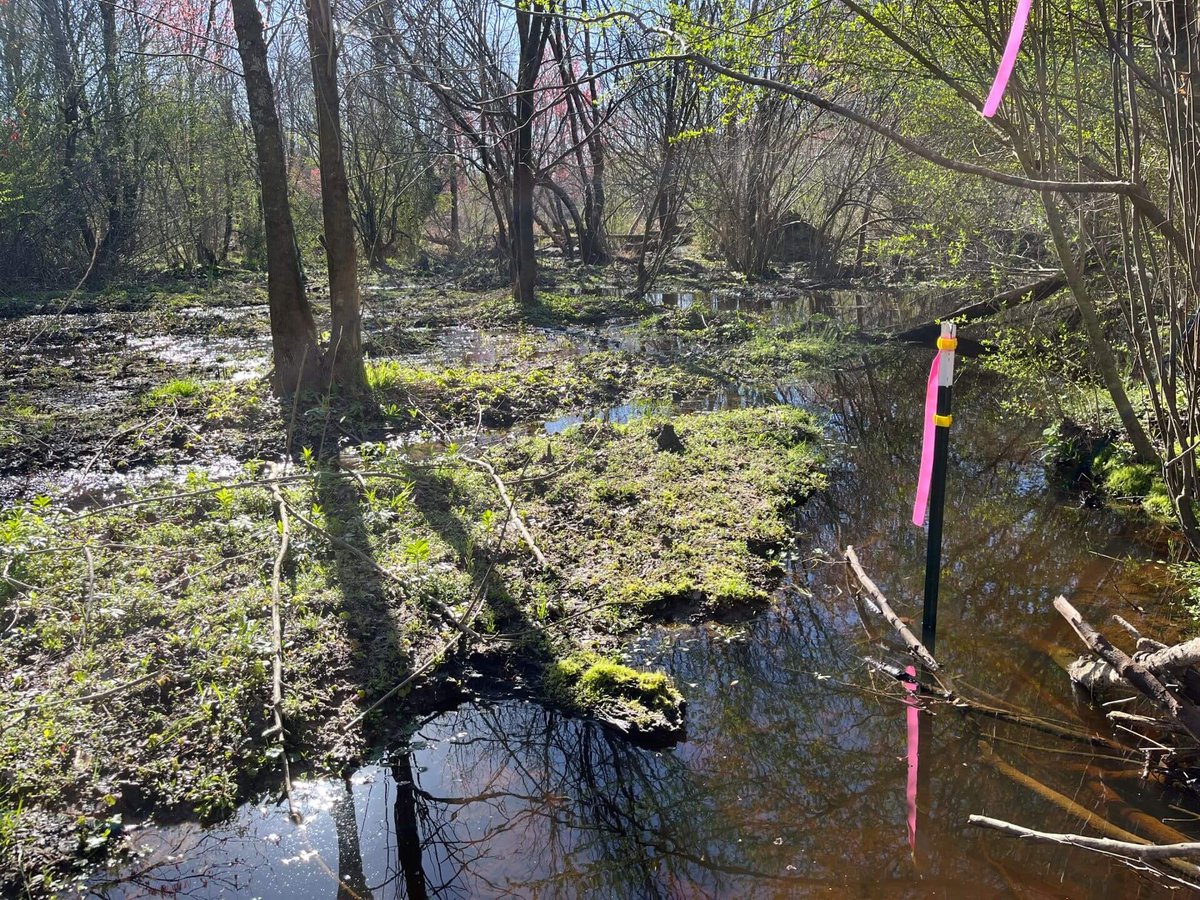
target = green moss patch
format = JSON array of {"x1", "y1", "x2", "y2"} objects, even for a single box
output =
[
  {"x1": 490, "y1": 406, "x2": 825, "y2": 625},
  {"x1": 545, "y1": 652, "x2": 685, "y2": 741},
  {"x1": 477, "y1": 291, "x2": 652, "y2": 326},
  {"x1": 639, "y1": 309, "x2": 860, "y2": 383},
  {"x1": 1093, "y1": 445, "x2": 1177, "y2": 524}
]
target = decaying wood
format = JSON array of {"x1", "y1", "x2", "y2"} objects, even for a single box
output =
[
  {"x1": 978, "y1": 741, "x2": 1200, "y2": 878},
  {"x1": 1139, "y1": 638, "x2": 1200, "y2": 672},
  {"x1": 1054, "y1": 596, "x2": 1200, "y2": 744},
  {"x1": 1066, "y1": 655, "x2": 1129, "y2": 695},
  {"x1": 461, "y1": 455, "x2": 549, "y2": 570},
  {"x1": 968, "y1": 814, "x2": 1200, "y2": 861},
  {"x1": 844, "y1": 546, "x2": 940, "y2": 672}
]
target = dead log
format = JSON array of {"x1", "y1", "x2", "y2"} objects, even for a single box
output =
[
  {"x1": 892, "y1": 272, "x2": 1067, "y2": 346},
  {"x1": 1139, "y1": 638, "x2": 1200, "y2": 672},
  {"x1": 1054, "y1": 596, "x2": 1200, "y2": 744},
  {"x1": 1066, "y1": 656, "x2": 1130, "y2": 695},
  {"x1": 844, "y1": 545, "x2": 940, "y2": 673}
]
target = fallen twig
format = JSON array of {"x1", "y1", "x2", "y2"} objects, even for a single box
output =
[
  {"x1": 844, "y1": 545, "x2": 940, "y2": 673},
  {"x1": 268, "y1": 479, "x2": 300, "y2": 823},
  {"x1": 968, "y1": 814, "x2": 1200, "y2": 861},
  {"x1": 460, "y1": 454, "x2": 549, "y2": 570},
  {"x1": 978, "y1": 740, "x2": 1200, "y2": 878},
  {"x1": 3, "y1": 671, "x2": 159, "y2": 726}
]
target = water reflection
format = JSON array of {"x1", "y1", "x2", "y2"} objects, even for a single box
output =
[{"x1": 88, "y1": 350, "x2": 1194, "y2": 898}]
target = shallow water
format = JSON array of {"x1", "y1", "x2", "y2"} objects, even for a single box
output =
[{"x1": 81, "y1": 345, "x2": 1194, "y2": 898}]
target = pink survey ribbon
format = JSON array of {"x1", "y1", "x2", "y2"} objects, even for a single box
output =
[
  {"x1": 982, "y1": 0, "x2": 1033, "y2": 118},
  {"x1": 911, "y1": 354, "x2": 940, "y2": 526},
  {"x1": 904, "y1": 665, "x2": 919, "y2": 853}
]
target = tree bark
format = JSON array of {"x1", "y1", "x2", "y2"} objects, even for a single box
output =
[
  {"x1": 511, "y1": 4, "x2": 549, "y2": 306},
  {"x1": 305, "y1": 0, "x2": 367, "y2": 395},
  {"x1": 91, "y1": 0, "x2": 138, "y2": 283},
  {"x1": 230, "y1": 0, "x2": 321, "y2": 394}
]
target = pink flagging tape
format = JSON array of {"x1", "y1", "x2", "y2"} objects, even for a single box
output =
[
  {"x1": 912, "y1": 353, "x2": 940, "y2": 526},
  {"x1": 982, "y1": 0, "x2": 1033, "y2": 117},
  {"x1": 905, "y1": 665, "x2": 919, "y2": 853}
]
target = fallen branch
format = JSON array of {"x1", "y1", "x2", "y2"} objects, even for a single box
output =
[
  {"x1": 891, "y1": 271, "x2": 1067, "y2": 345},
  {"x1": 844, "y1": 546, "x2": 940, "y2": 672},
  {"x1": 268, "y1": 480, "x2": 300, "y2": 824},
  {"x1": 460, "y1": 455, "x2": 549, "y2": 570},
  {"x1": 1107, "y1": 710, "x2": 1188, "y2": 736},
  {"x1": 1138, "y1": 638, "x2": 1200, "y2": 672},
  {"x1": 866, "y1": 657, "x2": 1120, "y2": 748},
  {"x1": 1054, "y1": 596, "x2": 1200, "y2": 743},
  {"x1": 969, "y1": 814, "x2": 1200, "y2": 861},
  {"x1": 2, "y1": 671, "x2": 159, "y2": 725}
]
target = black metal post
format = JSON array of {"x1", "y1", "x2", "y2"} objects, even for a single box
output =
[{"x1": 921, "y1": 383, "x2": 953, "y2": 656}]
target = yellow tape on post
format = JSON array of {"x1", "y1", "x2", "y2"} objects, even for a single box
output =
[
  {"x1": 936, "y1": 337, "x2": 958, "y2": 351},
  {"x1": 933, "y1": 414, "x2": 952, "y2": 428}
]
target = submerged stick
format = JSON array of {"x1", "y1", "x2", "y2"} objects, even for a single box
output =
[
  {"x1": 969, "y1": 814, "x2": 1200, "y2": 861},
  {"x1": 866, "y1": 657, "x2": 1120, "y2": 749},
  {"x1": 845, "y1": 546, "x2": 940, "y2": 672},
  {"x1": 978, "y1": 741, "x2": 1200, "y2": 878}
]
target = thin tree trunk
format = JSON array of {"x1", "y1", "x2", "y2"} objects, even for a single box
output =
[
  {"x1": 512, "y1": 4, "x2": 547, "y2": 306},
  {"x1": 230, "y1": 0, "x2": 321, "y2": 394},
  {"x1": 305, "y1": 0, "x2": 367, "y2": 395},
  {"x1": 1040, "y1": 193, "x2": 1158, "y2": 463}
]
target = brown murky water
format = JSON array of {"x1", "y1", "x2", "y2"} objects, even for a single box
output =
[{"x1": 76, "y1": 330, "x2": 1196, "y2": 898}]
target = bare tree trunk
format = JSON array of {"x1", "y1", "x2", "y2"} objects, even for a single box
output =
[
  {"x1": 512, "y1": 4, "x2": 548, "y2": 306},
  {"x1": 230, "y1": 0, "x2": 321, "y2": 394},
  {"x1": 91, "y1": 0, "x2": 137, "y2": 283},
  {"x1": 40, "y1": 0, "x2": 96, "y2": 270},
  {"x1": 447, "y1": 129, "x2": 461, "y2": 252},
  {"x1": 305, "y1": 0, "x2": 367, "y2": 395},
  {"x1": 1040, "y1": 193, "x2": 1158, "y2": 463}
]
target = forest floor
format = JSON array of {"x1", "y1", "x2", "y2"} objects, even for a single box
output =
[{"x1": 0, "y1": 256, "x2": 869, "y2": 894}]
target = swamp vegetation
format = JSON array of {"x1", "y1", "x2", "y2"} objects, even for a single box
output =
[{"x1": 4, "y1": 0, "x2": 1200, "y2": 895}]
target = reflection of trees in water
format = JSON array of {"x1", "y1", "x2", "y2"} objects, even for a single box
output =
[{"x1": 363, "y1": 700, "x2": 866, "y2": 898}]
